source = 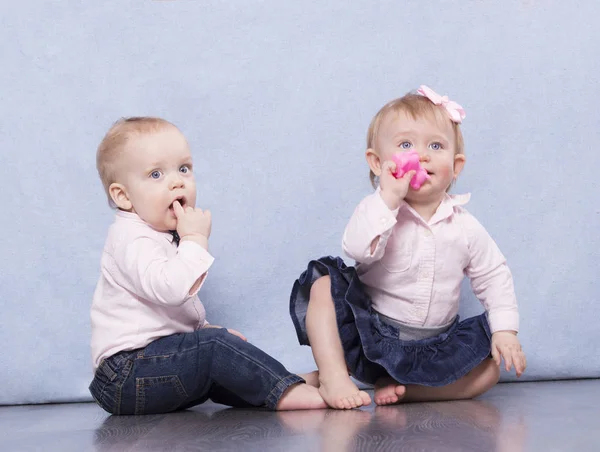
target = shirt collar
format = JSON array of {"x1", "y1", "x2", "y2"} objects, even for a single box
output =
[
  {"x1": 114, "y1": 210, "x2": 176, "y2": 242},
  {"x1": 430, "y1": 193, "x2": 470, "y2": 224},
  {"x1": 115, "y1": 209, "x2": 145, "y2": 223},
  {"x1": 398, "y1": 192, "x2": 471, "y2": 225}
]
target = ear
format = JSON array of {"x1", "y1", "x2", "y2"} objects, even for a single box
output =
[
  {"x1": 109, "y1": 183, "x2": 133, "y2": 211},
  {"x1": 366, "y1": 148, "x2": 382, "y2": 176},
  {"x1": 453, "y1": 153, "x2": 466, "y2": 180}
]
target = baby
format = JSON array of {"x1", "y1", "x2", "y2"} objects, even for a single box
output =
[
  {"x1": 89, "y1": 117, "x2": 325, "y2": 414},
  {"x1": 290, "y1": 86, "x2": 526, "y2": 409}
]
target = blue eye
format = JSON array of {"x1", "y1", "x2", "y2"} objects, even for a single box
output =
[
  {"x1": 399, "y1": 141, "x2": 412, "y2": 149},
  {"x1": 150, "y1": 170, "x2": 162, "y2": 179},
  {"x1": 429, "y1": 142, "x2": 442, "y2": 151},
  {"x1": 179, "y1": 165, "x2": 190, "y2": 174}
]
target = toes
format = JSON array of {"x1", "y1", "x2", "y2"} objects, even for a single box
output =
[
  {"x1": 341, "y1": 397, "x2": 353, "y2": 410},
  {"x1": 351, "y1": 394, "x2": 364, "y2": 408},
  {"x1": 359, "y1": 391, "x2": 372, "y2": 405},
  {"x1": 395, "y1": 385, "x2": 406, "y2": 397},
  {"x1": 375, "y1": 390, "x2": 398, "y2": 406},
  {"x1": 347, "y1": 396, "x2": 358, "y2": 409}
]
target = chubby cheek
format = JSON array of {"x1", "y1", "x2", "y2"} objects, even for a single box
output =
[
  {"x1": 186, "y1": 188, "x2": 197, "y2": 208},
  {"x1": 437, "y1": 165, "x2": 453, "y2": 180}
]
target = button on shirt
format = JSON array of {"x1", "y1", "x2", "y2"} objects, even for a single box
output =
[
  {"x1": 91, "y1": 210, "x2": 215, "y2": 370},
  {"x1": 342, "y1": 189, "x2": 519, "y2": 334}
]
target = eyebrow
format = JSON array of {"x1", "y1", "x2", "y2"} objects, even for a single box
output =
[
  {"x1": 392, "y1": 132, "x2": 450, "y2": 142},
  {"x1": 427, "y1": 134, "x2": 450, "y2": 143},
  {"x1": 392, "y1": 130, "x2": 415, "y2": 138},
  {"x1": 144, "y1": 156, "x2": 193, "y2": 168}
]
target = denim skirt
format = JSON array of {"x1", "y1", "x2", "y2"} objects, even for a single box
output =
[{"x1": 290, "y1": 256, "x2": 492, "y2": 386}]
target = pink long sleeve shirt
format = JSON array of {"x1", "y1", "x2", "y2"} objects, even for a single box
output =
[
  {"x1": 91, "y1": 210, "x2": 214, "y2": 370},
  {"x1": 342, "y1": 189, "x2": 519, "y2": 334}
]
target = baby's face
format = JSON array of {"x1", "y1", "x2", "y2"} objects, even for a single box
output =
[
  {"x1": 116, "y1": 126, "x2": 197, "y2": 232},
  {"x1": 376, "y1": 110, "x2": 463, "y2": 202}
]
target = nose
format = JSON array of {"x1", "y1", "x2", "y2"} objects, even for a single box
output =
[
  {"x1": 418, "y1": 149, "x2": 430, "y2": 163},
  {"x1": 169, "y1": 173, "x2": 184, "y2": 190}
]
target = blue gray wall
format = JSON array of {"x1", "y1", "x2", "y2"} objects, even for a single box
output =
[{"x1": 1, "y1": 1, "x2": 598, "y2": 405}]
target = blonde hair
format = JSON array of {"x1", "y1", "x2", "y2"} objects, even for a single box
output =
[
  {"x1": 96, "y1": 117, "x2": 176, "y2": 207},
  {"x1": 367, "y1": 93, "x2": 464, "y2": 188}
]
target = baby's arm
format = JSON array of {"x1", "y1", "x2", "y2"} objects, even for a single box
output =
[
  {"x1": 342, "y1": 190, "x2": 399, "y2": 264},
  {"x1": 170, "y1": 201, "x2": 212, "y2": 294},
  {"x1": 110, "y1": 236, "x2": 214, "y2": 306},
  {"x1": 463, "y1": 213, "x2": 526, "y2": 376}
]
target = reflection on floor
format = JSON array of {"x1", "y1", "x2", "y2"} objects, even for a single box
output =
[{"x1": 1, "y1": 380, "x2": 598, "y2": 451}]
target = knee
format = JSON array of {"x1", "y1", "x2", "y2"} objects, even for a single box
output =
[
  {"x1": 467, "y1": 359, "x2": 500, "y2": 398},
  {"x1": 309, "y1": 275, "x2": 331, "y2": 304},
  {"x1": 485, "y1": 359, "x2": 501, "y2": 386}
]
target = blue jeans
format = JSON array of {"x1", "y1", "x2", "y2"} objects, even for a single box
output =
[{"x1": 89, "y1": 328, "x2": 304, "y2": 415}]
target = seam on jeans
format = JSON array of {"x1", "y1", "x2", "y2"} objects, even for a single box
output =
[
  {"x1": 90, "y1": 393, "x2": 101, "y2": 406},
  {"x1": 136, "y1": 375, "x2": 189, "y2": 397},
  {"x1": 135, "y1": 377, "x2": 145, "y2": 415},
  {"x1": 134, "y1": 354, "x2": 173, "y2": 360},
  {"x1": 135, "y1": 375, "x2": 189, "y2": 415},
  {"x1": 91, "y1": 372, "x2": 110, "y2": 410},
  {"x1": 211, "y1": 337, "x2": 284, "y2": 382},
  {"x1": 115, "y1": 358, "x2": 133, "y2": 415}
]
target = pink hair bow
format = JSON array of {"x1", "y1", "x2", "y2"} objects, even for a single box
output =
[{"x1": 416, "y1": 85, "x2": 466, "y2": 123}]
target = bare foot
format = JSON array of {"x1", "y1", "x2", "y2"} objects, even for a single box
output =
[
  {"x1": 276, "y1": 383, "x2": 328, "y2": 411},
  {"x1": 299, "y1": 370, "x2": 320, "y2": 388},
  {"x1": 319, "y1": 374, "x2": 372, "y2": 409},
  {"x1": 374, "y1": 377, "x2": 406, "y2": 406}
]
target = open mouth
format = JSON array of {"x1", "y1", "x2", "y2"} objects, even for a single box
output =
[{"x1": 169, "y1": 196, "x2": 187, "y2": 211}]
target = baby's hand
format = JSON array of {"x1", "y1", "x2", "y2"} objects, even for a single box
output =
[
  {"x1": 226, "y1": 328, "x2": 247, "y2": 341},
  {"x1": 173, "y1": 201, "x2": 212, "y2": 247},
  {"x1": 204, "y1": 324, "x2": 247, "y2": 341},
  {"x1": 491, "y1": 331, "x2": 527, "y2": 377},
  {"x1": 379, "y1": 160, "x2": 415, "y2": 210}
]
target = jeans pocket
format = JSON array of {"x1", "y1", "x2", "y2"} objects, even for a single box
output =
[{"x1": 135, "y1": 375, "x2": 188, "y2": 415}]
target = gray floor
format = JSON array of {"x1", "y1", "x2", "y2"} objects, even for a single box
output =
[{"x1": 1, "y1": 380, "x2": 598, "y2": 452}]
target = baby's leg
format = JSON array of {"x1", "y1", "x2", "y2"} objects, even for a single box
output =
[
  {"x1": 176, "y1": 328, "x2": 327, "y2": 411},
  {"x1": 375, "y1": 359, "x2": 499, "y2": 405},
  {"x1": 298, "y1": 370, "x2": 320, "y2": 387},
  {"x1": 306, "y1": 276, "x2": 371, "y2": 409},
  {"x1": 275, "y1": 382, "x2": 328, "y2": 410}
]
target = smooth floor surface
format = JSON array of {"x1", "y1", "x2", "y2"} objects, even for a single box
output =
[{"x1": 1, "y1": 380, "x2": 598, "y2": 452}]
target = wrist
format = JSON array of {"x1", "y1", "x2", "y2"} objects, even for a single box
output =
[
  {"x1": 180, "y1": 233, "x2": 209, "y2": 250},
  {"x1": 379, "y1": 189, "x2": 401, "y2": 211},
  {"x1": 493, "y1": 330, "x2": 517, "y2": 336}
]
